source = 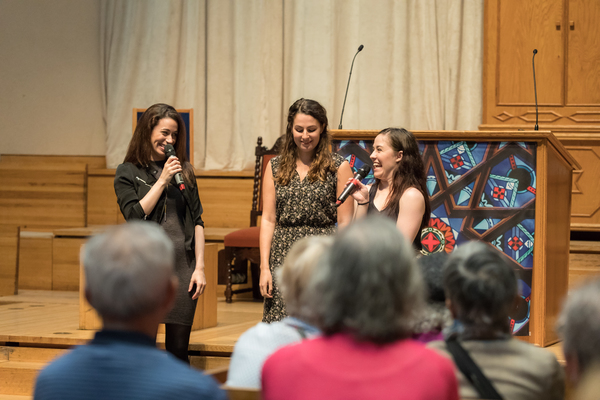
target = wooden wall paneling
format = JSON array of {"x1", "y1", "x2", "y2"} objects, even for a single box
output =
[
  {"x1": 0, "y1": 155, "x2": 106, "y2": 169},
  {"x1": 497, "y1": 0, "x2": 564, "y2": 106},
  {"x1": 0, "y1": 227, "x2": 18, "y2": 296},
  {"x1": 18, "y1": 230, "x2": 54, "y2": 290},
  {"x1": 195, "y1": 177, "x2": 254, "y2": 229},
  {"x1": 52, "y1": 237, "x2": 87, "y2": 291},
  {"x1": 482, "y1": 0, "x2": 600, "y2": 129},
  {"x1": 86, "y1": 171, "x2": 254, "y2": 230},
  {"x1": 561, "y1": 139, "x2": 600, "y2": 230},
  {"x1": 0, "y1": 164, "x2": 87, "y2": 228},
  {"x1": 566, "y1": 0, "x2": 600, "y2": 105},
  {"x1": 87, "y1": 170, "x2": 120, "y2": 226}
]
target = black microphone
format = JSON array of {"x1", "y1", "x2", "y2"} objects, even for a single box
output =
[
  {"x1": 164, "y1": 144, "x2": 186, "y2": 191},
  {"x1": 338, "y1": 44, "x2": 364, "y2": 129},
  {"x1": 532, "y1": 49, "x2": 539, "y2": 131},
  {"x1": 336, "y1": 164, "x2": 371, "y2": 207}
]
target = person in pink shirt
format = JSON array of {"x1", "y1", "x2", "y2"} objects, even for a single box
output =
[{"x1": 261, "y1": 216, "x2": 459, "y2": 400}]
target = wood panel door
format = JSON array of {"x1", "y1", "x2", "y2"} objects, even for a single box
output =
[
  {"x1": 566, "y1": 0, "x2": 600, "y2": 107},
  {"x1": 497, "y1": 0, "x2": 564, "y2": 106}
]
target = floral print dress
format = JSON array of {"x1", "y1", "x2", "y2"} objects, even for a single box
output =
[{"x1": 262, "y1": 153, "x2": 344, "y2": 323}]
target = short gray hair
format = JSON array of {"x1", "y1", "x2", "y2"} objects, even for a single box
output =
[
  {"x1": 277, "y1": 236, "x2": 333, "y2": 322},
  {"x1": 443, "y1": 241, "x2": 517, "y2": 338},
  {"x1": 558, "y1": 278, "x2": 600, "y2": 375},
  {"x1": 82, "y1": 222, "x2": 175, "y2": 320},
  {"x1": 305, "y1": 216, "x2": 424, "y2": 344}
]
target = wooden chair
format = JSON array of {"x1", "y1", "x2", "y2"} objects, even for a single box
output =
[{"x1": 220, "y1": 136, "x2": 283, "y2": 303}]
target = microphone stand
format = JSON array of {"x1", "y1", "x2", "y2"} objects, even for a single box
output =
[
  {"x1": 532, "y1": 49, "x2": 539, "y2": 131},
  {"x1": 338, "y1": 45, "x2": 364, "y2": 129}
]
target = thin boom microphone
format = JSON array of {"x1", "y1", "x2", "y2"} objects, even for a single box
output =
[
  {"x1": 532, "y1": 49, "x2": 539, "y2": 131},
  {"x1": 338, "y1": 45, "x2": 364, "y2": 129}
]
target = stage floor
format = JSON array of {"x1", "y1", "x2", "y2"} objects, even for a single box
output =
[
  {"x1": 0, "y1": 290, "x2": 263, "y2": 355},
  {"x1": 0, "y1": 290, "x2": 565, "y2": 364}
]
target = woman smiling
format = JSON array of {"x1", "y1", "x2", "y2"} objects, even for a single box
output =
[{"x1": 259, "y1": 98, "x2": 354, "y2": 323}]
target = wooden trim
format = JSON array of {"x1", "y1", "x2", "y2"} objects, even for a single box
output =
[
  {"x1": 88, "y1": 168, "x2": 254, "y2": 179},
  {"x1": 330, "y1": 129, "x2": 580, "y2": 170}
]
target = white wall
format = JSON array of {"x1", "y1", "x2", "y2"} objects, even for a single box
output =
[{"x1": 0, "y1": 0, "x2": 105, "y2": 156}]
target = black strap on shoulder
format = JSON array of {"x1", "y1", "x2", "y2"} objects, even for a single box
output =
[
  {"x1": 293, "y1": 325, "x2": 307, "y2": 340},
  {"x1": 445, "y1": 338, "x2": 503, "y2": 400}
]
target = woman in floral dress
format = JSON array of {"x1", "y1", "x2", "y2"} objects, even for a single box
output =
[{"x1": 259, "y1": 98, "x2": 354, "y2": 323}]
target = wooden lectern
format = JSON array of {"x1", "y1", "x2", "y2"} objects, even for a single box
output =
[
  {"x1": 80, "y1": 243, "x2": 218, "y2": 332},
  {"x1": 331, "y1": 130, "x2": 579, "y2": 347}
]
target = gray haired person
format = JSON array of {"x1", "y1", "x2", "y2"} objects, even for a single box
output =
[
  {"x1": 557, "y1": 278, "x2": 600, "y2": 386},
  {"x1": 34, "y1": 222, "x2": 226, "y2": 400},
  {"x1": 261, "y1": 216, "x2": 459, "y2": 400},
  {"x1": 428, "y1": 241, "x2": 565, "y2": 400},
  {"x1": 227, "y1": 235, "x2": 332, "y2": 389}
]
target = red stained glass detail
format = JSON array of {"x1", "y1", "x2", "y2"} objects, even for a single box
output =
[
  {"x1": 508, "y1": 236, "x2": 523, "y2": 251},
  {"x1": 493, "y1": 187, "x2": 506, "y2": 200},
  {"x1": 450, "y1": 155, "x2": 464, "y2": 168}
]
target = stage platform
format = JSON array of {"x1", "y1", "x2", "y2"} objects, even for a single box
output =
[
  {"x1": 0, "y1": 290, "x2": 568, "y2": 398},
  {"x1": 0, "y1": 290, "x2": 263, "y2": 354}
]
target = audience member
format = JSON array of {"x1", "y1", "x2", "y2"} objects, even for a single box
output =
[
  {"x1": 226, "y1": 236, "x2": 332, "y2": 389},
  {"x1": 34, "y1": 222, "x2": 226, "y2": 400},
  {"x1": 557, "y1": 278, "x2": 600, "y2": 386},
  {"x1": 428, "y1": 241, "x2": 564, "y2": 400},
  {"x1": 261, "y1": 216, "x2": 459, "y2": 400},
  {"x1": 412, "y1": 252, "x2": 452, "y2": 342}
]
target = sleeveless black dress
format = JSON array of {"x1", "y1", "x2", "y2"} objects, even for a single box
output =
[{"x1": 367, "y1": 184, "x2": 424, "y2": 251}]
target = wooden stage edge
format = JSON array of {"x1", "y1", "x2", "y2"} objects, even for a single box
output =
[
  {"x1": 0, "y1": 290, "x2": 263, "y2": 356},
  {"x1": 0, "y1": 290, "x2": 566, "y2": 365}
]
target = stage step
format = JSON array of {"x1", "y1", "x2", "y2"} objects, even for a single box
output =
[
  {"x1": 0, "y1": 361, "x2": 44, "y2": 396},
  {"x1": 0, "y1": 346, "x2": 67, "y2": 396},
  {"x1": 569, "y1": 240, "x2": 600, "y2": 290}
]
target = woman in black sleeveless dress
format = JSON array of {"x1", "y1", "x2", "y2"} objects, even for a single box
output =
[
  {"x1": 351, "y1": 128, "x2": 430, "y2": 251},
  {"x1": 114, "y1": 103, "x2": 206, "y2": 363}
]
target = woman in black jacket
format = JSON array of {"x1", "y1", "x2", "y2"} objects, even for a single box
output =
[{"x1": 114, "y1": 103, "x2": 205, "y2": 363}]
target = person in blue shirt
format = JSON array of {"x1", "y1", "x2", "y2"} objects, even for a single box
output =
[{"x1": 34, "y1": 221, "x2": 226, "y2": 400}]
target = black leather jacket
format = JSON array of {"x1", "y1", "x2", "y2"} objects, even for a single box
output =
[{"x1": 114, "y1": 162, "x2": 204, "y2": 251}]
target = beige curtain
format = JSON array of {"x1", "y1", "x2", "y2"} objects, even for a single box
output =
[
  {"x1": 102, "y1": 0, "x2": 483, "y2": 170},
  {"x1": 101, "y1": 0, "x2": 207, "y2": 169}
]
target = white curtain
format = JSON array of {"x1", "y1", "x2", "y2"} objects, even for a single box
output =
[{"x1": 102, "y1": 0, "x2": 483, "y2": 170}]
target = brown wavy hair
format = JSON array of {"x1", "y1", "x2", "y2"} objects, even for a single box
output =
[
  {"x1": 123, "y1": 103, "x2": 194, "y2": 185},
  {"x1": 275, "y1": 99, "x2": 337, "y2": 186},
  {"x1": 376, "y1": 128, "x2": 431, "y2": 232}
]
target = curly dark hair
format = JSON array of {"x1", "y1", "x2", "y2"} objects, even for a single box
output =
[
  {"x1": 275, "y1": 99, "x2": 336, "y2": 186},
  {"x1": 375, "y1": 128, "x2": 431, "y2": 233},
  {"x1": 124, "y1": 103, "x2": 194, "y2": 184}
]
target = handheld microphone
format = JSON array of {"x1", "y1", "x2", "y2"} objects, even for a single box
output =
[
  {"x1": 532, "y1": 49, "x2": 539, "y2": 131},
  {"x1": 336, "y1": 164, "x2": 371, "y2": 207},
  {"x1": 338, "y1": 44, "x2": 364, "y2": 129},
  {"x1": 164, "y1": 144, "x2": 186, "y2": 191}
]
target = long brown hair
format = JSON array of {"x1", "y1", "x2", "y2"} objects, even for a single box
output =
[
  {"x1": 275, "y1": 99, "x2": 336, "y2": 186},
  {"x1": 376, "y1": 128, "x2": 431, "y2": 231},
  {"x1": 124, "y1": 103, "x2": 195, "y2": 184}
]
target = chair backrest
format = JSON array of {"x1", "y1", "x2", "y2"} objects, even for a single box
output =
[{"x1": 250, "y1": 136, "x2": 284, "y2": 227}]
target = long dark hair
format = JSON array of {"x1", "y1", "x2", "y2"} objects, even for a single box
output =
[
  {"x1": 275, "y1": 98, "x2": 336, "y2": 186},
  {"x1": 124, "y1": 103, "x2": 194, "y2": 184},
  {"x1": 376, "y1": 128, "x2": 430, "y2": 232}
]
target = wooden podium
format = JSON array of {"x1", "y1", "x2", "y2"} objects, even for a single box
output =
[
  {"x1": 331, "y1": 130, "x2": 579, "y2": 347},
  {"x1": 80, "y1": 243, "x2": 218, "y2": 332}
]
